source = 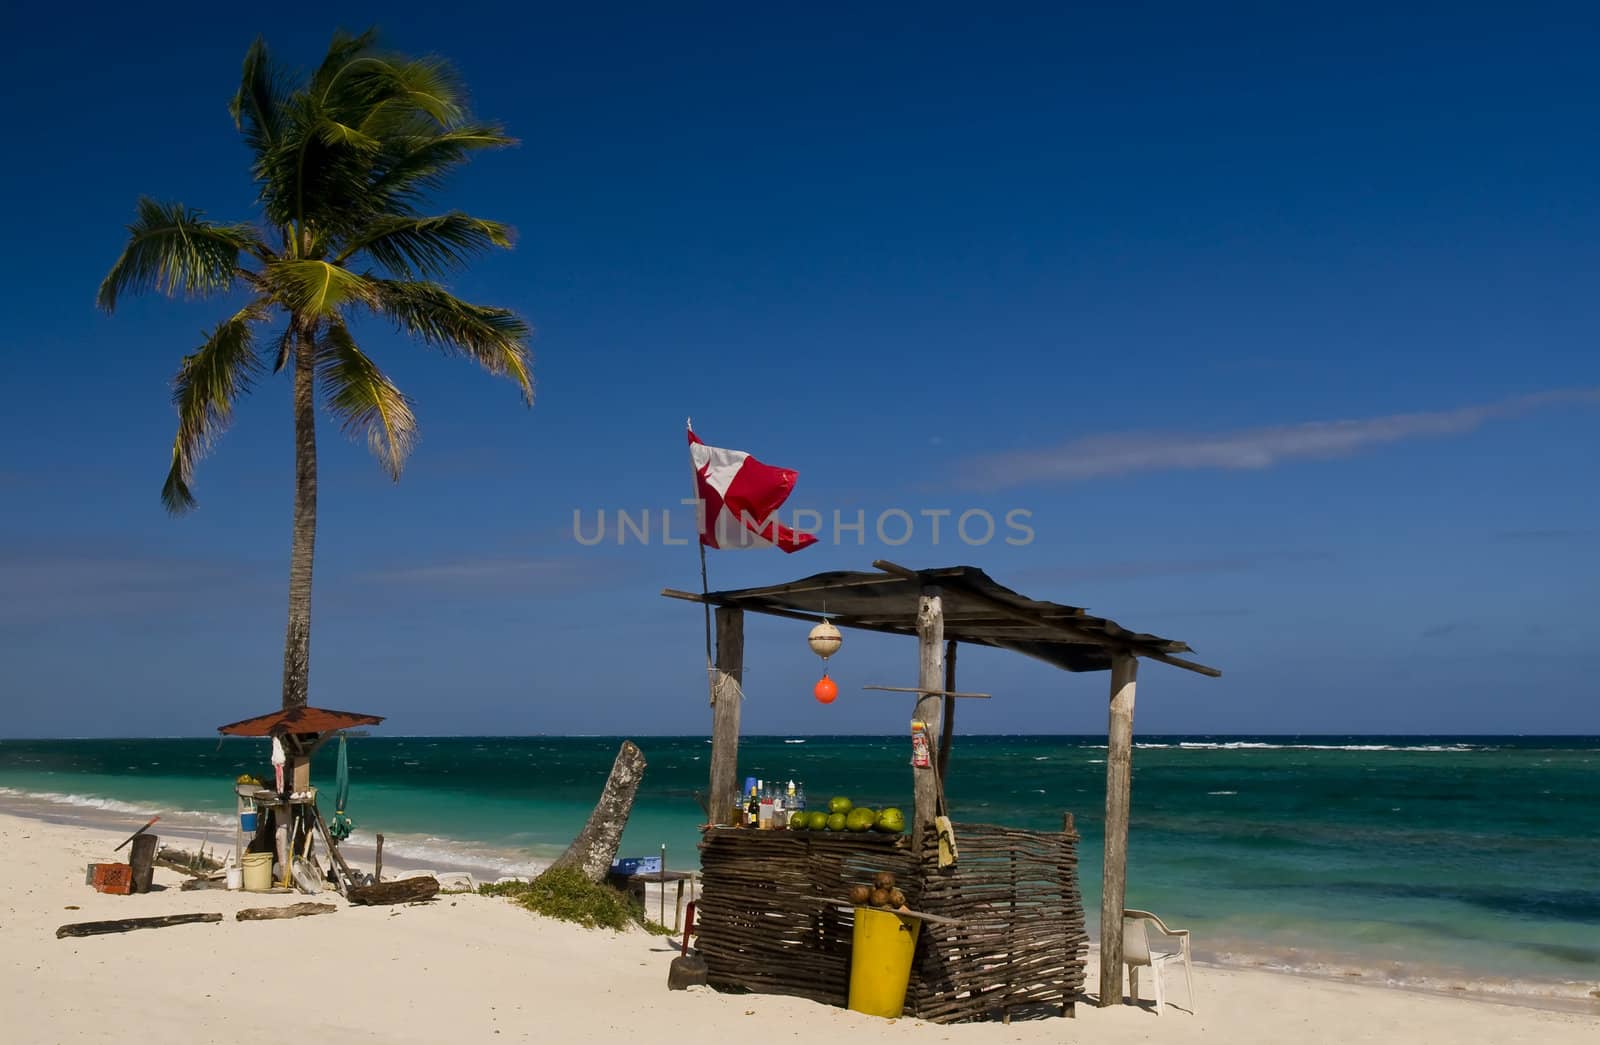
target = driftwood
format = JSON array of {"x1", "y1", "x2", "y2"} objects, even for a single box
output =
[
  {"x1": 549, "y1": 740, "x2": 646, "y2": 882},
  {"x1": 156, "y1": 846, "x2": 224, "y2": 878},
  {"x1": 56, "y1": 913, "x2": 223, "y2": 939},
  {"x1": 180, "y1": 876, "x2": 228, "y2": 891},
  {"x1": 347, "y1": 876, "x2": 439, "y2": 906},
  {"x1": 237, "y1": 902, "x2": 337, "y2": 921}
]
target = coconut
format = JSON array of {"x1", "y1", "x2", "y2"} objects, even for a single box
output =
[
  {"x1": 849, "y1": 884, "x2": 872, "y2": 905},
  {"x1": 872, "y1": 871, "x2": 897, "y2": 890},
  {"x1": 887, "y1": 887, "x2": 906, "y2": 908},
  {"x1": 869, "y1": 887, "x2": 890, "y2": 907}
]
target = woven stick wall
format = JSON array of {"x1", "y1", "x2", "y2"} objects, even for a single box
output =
[
  {"x1": 696, "y1": 822, "x2": 1085, "y2": 1021},
  {"x1": 908, "y1": 823, "x2": 1087, "y2": 1022},
  {"x1": 696, "y1": 829, "x2": 919, "y2": 1004}
]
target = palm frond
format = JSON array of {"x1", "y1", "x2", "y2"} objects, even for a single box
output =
[
  {"x1": 161, "y1": 303, "x2": 268, "y2": 513},
  {"x1": 366, "y1": 126, "x2": 516, "y2": 210},
  {"x1": 98, "y1": 198, "x2": 262, "y2": 312},
  {"x1": 371, "y1": 279, "x2": 533, "y2": 404},
  {"x1": 318, "y1": 318, "x2": 416, "y2": 478},
  {"x1": 310, "y1": 28, "x2": 381, "y2": 98},
  {"x1": 337, "y1": 212, "x2": 512, "y2": 278},
  {"x1": 230, "y1": 37, "x2": 286, "y2": 162},
  {"x1": 262, "y1": 259, "x2": 377, "y2": 315},
  {"x1": 350, "y1": 58, "x2": 467, "y2": 130}
]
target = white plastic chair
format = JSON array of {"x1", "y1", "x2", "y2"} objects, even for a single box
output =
[{"x1": 1123, "y1": 909, "x2": 1195, "y2": 1015}]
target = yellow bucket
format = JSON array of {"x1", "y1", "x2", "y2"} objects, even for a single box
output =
[
  {"x1": 847, "y1": 907, "x2": 922, "y2": 1018},
  {"x1": 241, "y1": 851, "x2": 274, "y2": 892}
]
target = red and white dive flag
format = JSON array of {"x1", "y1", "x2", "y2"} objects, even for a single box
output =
[{"x1": 688, "y1": 427, "x2": 818, "y2": 553}]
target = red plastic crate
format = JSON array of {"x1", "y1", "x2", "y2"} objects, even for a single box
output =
[{"x1": 89, "y1": 862, "x2": 132, "y2": 895}]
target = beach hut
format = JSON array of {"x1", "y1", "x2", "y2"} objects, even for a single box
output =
[
  {"x1": 217, "y1": 705, "x2": 385, "y2": 894},
  {"x1": 663, "y1": 559, "x2": 1220, "y2": 1017}
]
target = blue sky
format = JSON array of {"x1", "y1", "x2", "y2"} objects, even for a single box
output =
[{"x1": 1, "y1": 3, "x2": 1596, "y2": 737}]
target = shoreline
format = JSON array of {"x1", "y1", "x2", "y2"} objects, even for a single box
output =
[
  {"x1": 4, "y1": 810, "x2": 1596, "y2": 1044},
  {"x1": 4, "y1": 792, "x2": 1595, "y2": 1017}
]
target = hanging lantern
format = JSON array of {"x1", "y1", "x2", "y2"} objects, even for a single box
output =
[
  {"x1": 814, "y1": 676, "x2": 838, "y2": 704},
  {"x1": 807, "y1": 620, "x2": 842, "y2": 660}
]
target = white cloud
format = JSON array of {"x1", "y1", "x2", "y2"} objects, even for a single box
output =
[{"x1": 956, "y1": 388, "x2": 1600, "y2": 490}]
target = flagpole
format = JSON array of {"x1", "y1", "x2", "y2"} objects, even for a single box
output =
[{"x1": 689, "y1": 419, "x2": 716, "y2": 707}]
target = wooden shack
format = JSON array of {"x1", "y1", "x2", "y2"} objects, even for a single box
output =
[{"x1": 664, "y1": 559, "x2": 1220, "y2": 1015}]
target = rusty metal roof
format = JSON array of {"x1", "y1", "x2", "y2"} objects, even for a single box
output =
[
  {"x1": 217, "y1": 706, "x2": 385, "y2": 737},
  {"x1": 663, "y1": 560, "x2": 1219, "y2": 677}
]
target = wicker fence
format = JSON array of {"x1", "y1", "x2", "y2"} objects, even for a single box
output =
[{"x1": 696, "y1": 822, "x2": 1086, "y2": 1022}]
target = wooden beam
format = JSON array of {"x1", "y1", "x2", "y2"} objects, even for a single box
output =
[
  {"x1": 1099, "y1": 652, "x2": 1138, "y2": 1007},
  {"x1": 861, "y1": 685, "x2": 989, "y2": 699},
  {"x1": 911, "y1": 588, "x2": 944, "y2": 853},
  {"x1": 709, "y1": 606, "x2": 745, "y2": 827},
  {"x1": 938, "y1": 639, "x2": 958, "y2": 783},
  {"x1": 1144, "y1": 650, "x2": 1223, "y2": 678}
]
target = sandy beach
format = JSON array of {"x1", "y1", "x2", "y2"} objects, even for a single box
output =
[{"x1": 4, "y1": 810, "x2": 1594, "y2": 1045}]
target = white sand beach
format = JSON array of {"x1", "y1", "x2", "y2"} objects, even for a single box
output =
[{"x1": 3, "y1": 811, "x2": 1594, "y2": 1045}]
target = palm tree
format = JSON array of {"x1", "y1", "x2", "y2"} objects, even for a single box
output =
[{"x1": 98, "y1": 30, "x2": 532, "y2": 710}]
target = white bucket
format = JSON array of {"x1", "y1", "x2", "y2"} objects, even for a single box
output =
[{"x1": 226, "y1": 864, "x2": 243, "y2": 891}]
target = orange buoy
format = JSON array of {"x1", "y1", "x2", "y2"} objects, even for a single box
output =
[{"x1": 814, "y1": 675, "x2": 838, "y2": 704}]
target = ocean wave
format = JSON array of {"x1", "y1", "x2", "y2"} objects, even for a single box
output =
[
  {"x1": 1, "y1": 789, "x2": 160, "y2": 816},
  {"x1": 1133, "y1": 742, "x2": 1484, "y2": 752},
  {"x1": 784, "y1": 739, "x2": 807, "y2": 744},
  {"x1": 343, "y1": 830, "x2": 547, "y2": 876},
  {"x1": 0, "y1": 787, "x2": 238, "y2": 829}
]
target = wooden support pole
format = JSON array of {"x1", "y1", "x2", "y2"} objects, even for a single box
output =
[
  {"x1": 1098, "y1": 652, "x2": 1138, "y2": 1007},
  {"x1": 709, "y1": 606, "x2": 745, "y2": 826},
  {"x1": 912, "y1": 588, "x2": 944, "y2": 853},
  {"x1": 938, "y1": 639, "x2": 958, "y2": 782}
]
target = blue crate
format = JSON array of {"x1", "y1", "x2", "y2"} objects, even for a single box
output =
[{"x1": 610, "y1": 856, "x2": 662, "y2": 877}]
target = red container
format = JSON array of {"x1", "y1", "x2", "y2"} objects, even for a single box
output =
[{"x1": 90, "y1": 862, "x2": 133, "y2": 895}]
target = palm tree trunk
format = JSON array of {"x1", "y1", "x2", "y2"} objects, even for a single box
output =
[{"x1": 281, "y1": 334, "x2": 317, "y2": 709}]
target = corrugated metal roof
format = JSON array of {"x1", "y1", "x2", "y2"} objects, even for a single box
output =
[
  {"x1": 664, "y1": 561, "x2": 1219, "y2": 676},
  {"x1": 217, "y1": 706, "x2": 385, "y2": 736}
]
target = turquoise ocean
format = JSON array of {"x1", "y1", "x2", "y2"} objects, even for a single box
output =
[{"x1": 2, "y1": 734, "x2": 1596, "y2": 1004}]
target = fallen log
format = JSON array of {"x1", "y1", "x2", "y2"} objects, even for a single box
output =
[
  {"x1": 346, "y1": 876, "x2": 439, "y2": 906},
  {"x1": 549, "y1": 740, "x2": 646, "y2": 883},
  {"x1": 56, "y1": 913, "x2": 222, "y2": 939},
  {"x1": 237, "y1": 902, "x2": 337, "y2": 921}
]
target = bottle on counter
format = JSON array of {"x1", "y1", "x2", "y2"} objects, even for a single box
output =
[
  {"x1": 772, "y1": 783, "x2": 786, "y2": 828},
  {"x1": 745, "y1": 779, "x2": 760, "y2": 827},
  {"x1": 758, "y1": 780, "x2": 774, "y2": 828}
]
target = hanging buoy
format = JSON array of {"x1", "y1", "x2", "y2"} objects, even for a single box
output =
[
  {"x1": 810, "y1": 620, "x2": 842, "y2": 704},
  {"x1": 807, "y1": 620, "x2": 842, "y2": 660}
]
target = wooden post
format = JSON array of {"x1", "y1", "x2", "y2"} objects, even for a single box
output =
[
  {"x1": 1098, "y1": 652, "x2": 1138, "y2": 1006},
  {"x1": 374, "y1": 833, "x2": 384, "y2": 882},
  {"x1": 709, "y1": 606, "x2": 745, "y2": 826},
  {"x1": 937, "y1": 639, "x2": 958, "y2": 782},
  {"x1": 912, "y1": 588, "x2": 944, "y2": 853}
]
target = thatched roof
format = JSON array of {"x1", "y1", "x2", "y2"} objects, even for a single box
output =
[{"x1": 663, "y1": 560, "x2": 1219, "y2": 676}]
